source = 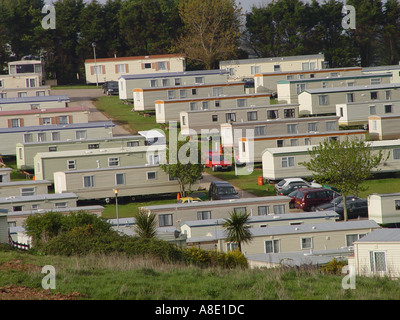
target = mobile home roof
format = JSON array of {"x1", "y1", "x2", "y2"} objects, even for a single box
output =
[
  {"x1": 0, "y1": 95, "x2": 70, "y2": 104},
  {"x1": 142, "y1": 196, "x2": 291, "y2": 211},
  {"x1": 0, "y1": 121, "x2": 115, "y2": 134},
  {"x1": 219, "y1": 54, "x2": 324, "y2": 66},
  {"x1": 119, "y1": 69, "x2": 229, "y2": 81},
  {"x1": 35, "y1": 145, "x2": 166, "y2": 159},
  {"x1": 277, "y1": 72, "x2": 391, "y2": 84},
  {"x1": 302, "y1": 83, "x2": 400, "y2": 94}
]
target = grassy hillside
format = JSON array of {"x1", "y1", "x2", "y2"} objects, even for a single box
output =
[{"x1": 1, "y1": 248, "x2": 400, "y2": 300}]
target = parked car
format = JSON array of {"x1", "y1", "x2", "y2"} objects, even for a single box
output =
[
  {"x1": 287, "y1": 190, "x2": 300, "y2": 209},
  {"x1": 332, "y1": 198, "x2": 368, "y2": 220},
  {"x1": 277, "y1": 182, "x2": 313, "y2": 196},
  {"x1": 177, "y1": 197, "x2": 202, "y2": 204},
  {"x1": 275, "y1": 178, "x2": 321, "y2": 193},
  {"x1": 316, "y1": 196, "x2": 360, "y2": 212},
  {"x1": 294, "y1": 188, "x2": 339, "y2": 211},
  {"x1": 102, "y1": 81, "x2": 119, "y2": 95},
  {"x1": 204, "y1": 151, "x2": 232, "y2": 172},
  {"x1": 209, "y1": 181, "x2": 239, "y2": 200}
]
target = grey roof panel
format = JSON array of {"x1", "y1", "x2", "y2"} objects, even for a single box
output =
[{"x1": 355, "y1": 228, "x2": 400, "y2": 242}]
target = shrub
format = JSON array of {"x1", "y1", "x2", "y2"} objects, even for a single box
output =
[
  {"x1": 183, "y1": 247, "x2": 248, "y2": 269},
  {"x1": 320, "y1": 258, "x2": 347, "y2": 275}
]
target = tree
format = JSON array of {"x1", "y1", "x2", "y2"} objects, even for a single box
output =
[
  {"x1": 223, "y1": 210, "x2": 252, "y2": 252},
  {"x1": 118, "y1": 0, "x2": 183, "y2": 56},
  {"x1": 159, "y1": 136, "x2": 204, "y2": 197},
  {"x1": 176, "y1": 0, "x2": 243, "y2": 69},
  {"x1": 133, "y1": 209, "x2": 157, "y2": 239},
  {"x1": 299, "y1": 138, "x2": 386, "y2": 221}
]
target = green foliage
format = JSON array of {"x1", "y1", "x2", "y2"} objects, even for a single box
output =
[
  {"x1": 24, "y1": 211, "x2": 111, "y2": 246},
  {"x1": 320, "y1": 258, "x2": 347, "y2": 275},
  {"x1": 183, "y1": 247, "x2": 248, "y2": 269},
  {"x1": 223, "y1": 210, "x2": 253, "y2": 252},
  {"x1": 159, "y1": 134, "x2": 204, "y2": 196},
  {"x1": 132, "y1": 210, "x2": 157, "y2": 239},
  {"x1": 176, "y1": 0, "x2": 243, "y2": 69},
  {"x1": 299, "y1": 138, "x2": 385, "y2": 220}
]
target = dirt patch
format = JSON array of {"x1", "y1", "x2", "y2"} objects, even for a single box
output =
[
  {"x1": 0, "y1": 285, "x2": 84, "y2": 300},
  {"x1": 0, "y1": 259, "x2": 41, "y2": 273},
  {"x1": 0, "y1": 259, "x2": 86, "y2": 300}
]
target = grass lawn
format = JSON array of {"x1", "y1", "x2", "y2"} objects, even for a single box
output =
[
  {"x1": 94, "y1": 96, "x2": 164, "y2": 134},
  {"x1": 101, "y1": 197, "x2": 177, "y2": 219},
  {"x1": 1, "y1": 249, "x2": 400, "y2": 300}
]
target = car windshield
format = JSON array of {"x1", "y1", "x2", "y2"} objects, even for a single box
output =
[
  {"x1": 108, "y1": 82, "x2": 118, "y2": 88},
  {"x1": 277, "y1": 180, "x2": 287, "y2": 187},
  {"x1": 288, "y1": 190, "x2": 298, "y2": 197},
  {"x1": 331, "y1": 196, "x2": 343, "y2": 205},
  {"x1": 218, "y1": 187, "x2": 236, "y2": 195},
  {"x1": 295, "y1": 191, "x2": 304, "y2": 199},
  {"x1": 212, "y1": 155, "x2": 225, "y2": 162}
]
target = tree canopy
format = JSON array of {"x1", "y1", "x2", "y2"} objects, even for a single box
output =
[
  {"x1": 1, "y1": 0, "x2": 398, "y2": 83},
  {"x1": 299, "y1": 138, "x2": 386, "y2": 221}
]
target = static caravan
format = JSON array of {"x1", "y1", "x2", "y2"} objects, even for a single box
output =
[
  {"x1": 180, "y1": 211, "x2": 339, "y2": 239},
  {"x1": 237, "y1": 129, "x2": 367, "y2": 164},
  {"x1": 54, "y1": 164, "x2": 189, "y2": 201},
  {"x1": 254, "y1": 67, "x2": 362, "y2": 93},
  {"x1": 0, "y1": 86, "x2": 50, "y2": 99},
  {"x1": 298, "y1": 83, "x2": 400, "y2": 116},
  {"x1": 180, "y1": 104, "x2": 299, "y2": 136},
  {"x1": 277, "y1": 73, "x2": 392, "y2": 104},
  {"x1": 0, "y1": 192, "x2": 78, "y2": 213},
  {"x1": 349, "y1": 228, "x2": 400, "y2": 278},
  {"x1": 220, "y1": 115, "x2": 340, "y2": 148},
  {"x1": 192, "y1": 220, "x2": 379, "y2": 254},
  {"x1": 84, "y1": 53, "x2": 185, "y2": 84},
  {"x1": 0, "y1": 106, "x2": 90, "y2": 129},
  {"x1": 0, "y1": 211, "x2": 7, "y2": 244},
  {"x1": 119, "y1": 69, "x2": 230, "y2": 101},
  {"x1": 7, "y1": 59, "x2": 43, "y2": 83},
  {"x1": 0, "y1": 72, "x2": 41, "y2": 91},
  {"x1": 261, "y1": 139, "x2": 400, "y2": 181},
  {"x1": 140, "y1": 196, "x2": 291, "y2": 229},
  {"x1": 0, "y1": 168, "x2": 12, "y2": 183},
  {"x1": 34, "y1": 144, "x2": 166, "y2": 181},
  {"x1": 16, "y1": 134, "x2": 147, "y2": 170},
  {"x1": 367, "y1": 193, "x2": 400, "y2": 225},
  {"x1": 368, "y1": 114, "x2": 400, "y2": 140},
  {"x1": 219, "y1": 54, "x2": 326, "y2": 80},
  {"x1": 337, "y1": 100, "x2": 400, "y2": 126},
  {"x1": 133, "y1": 81, "x2": 246, "y2": 111},
  {"x1": 156, "y1": 93, "x2": 271, "y2": 123},
  {"x1": 0, "y1": 95, "x2": 70, "y2": 112},
  {"x1": 0, "y1": 180, "x2": 51, "y2": 198},
  {"x1": 7, "y1": 205, "x2": 104, "y2": 228},
  {"x1": 362, "y1": 64, "x2": 400, "y2": 84},
  {"x1": 0, "y1": 121, "x2": 115, "y2": 156}
]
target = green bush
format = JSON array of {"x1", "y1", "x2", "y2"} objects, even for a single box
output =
[
  {"x1": 24, "y1": 211, "x2": 111, "y2": 246},
  {"x1": 320, "y1": 258, "x2": 347, "y2": 275},
  {"x1": 183, "y1": 247, "x2": 248, "y2": 269}
]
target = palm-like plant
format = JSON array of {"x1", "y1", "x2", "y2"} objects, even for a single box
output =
[
  {"x1": 133, "y1": 209, "x2": 157, "y2": 239},
  {"x1": 222, "y1": 210, "x2": 253, "y2": 252}
]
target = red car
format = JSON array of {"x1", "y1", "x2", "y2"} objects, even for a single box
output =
[
  {"x1": 204, "y1": 151, "x2": 232, "y2": 172},
  {"x1": 294, "y1": 188, "x2": 339, "y2": 212}
]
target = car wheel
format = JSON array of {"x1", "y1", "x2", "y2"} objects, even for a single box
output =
[
  {"x1": 289, "y1": 203, "x2": 294, "y2": 209},
  {"x1": 310, "y1": 206, "x2": 316, "y2": 212}
]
